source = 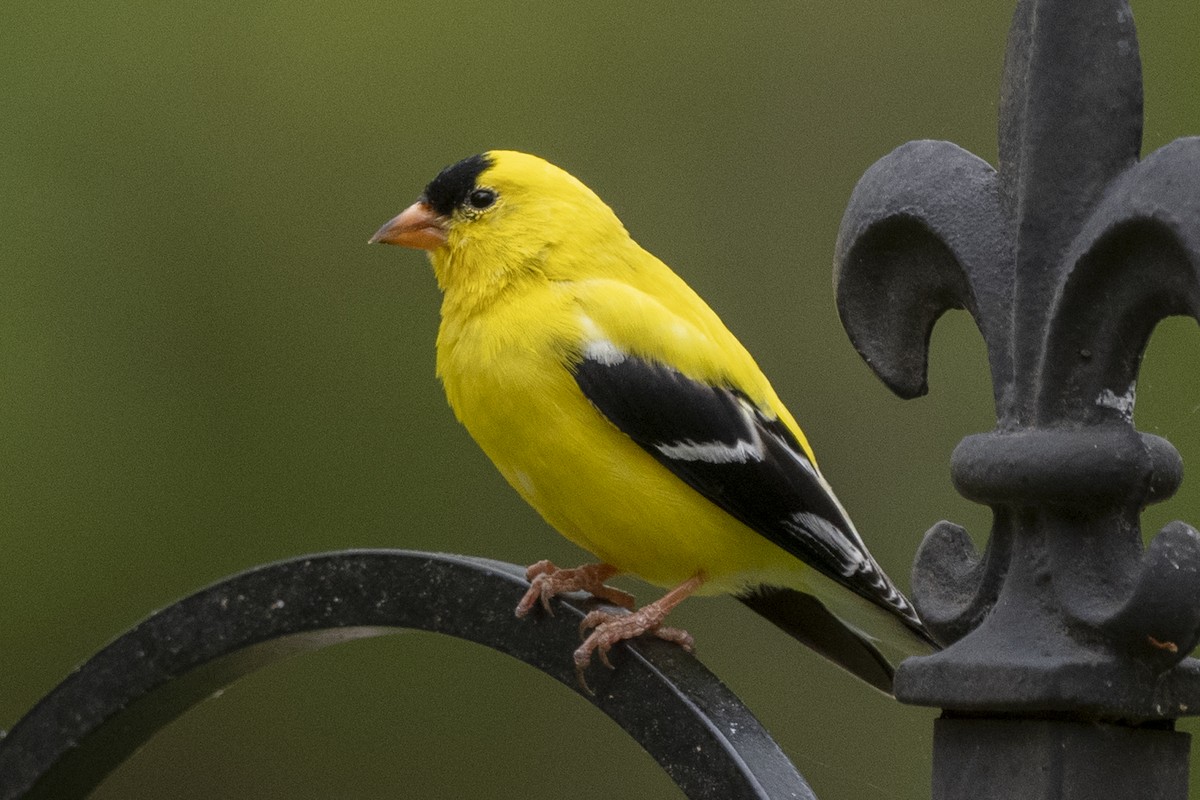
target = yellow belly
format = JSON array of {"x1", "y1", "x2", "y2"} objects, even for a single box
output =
[{"x1": 437, "y1": 302, "x2": 804, "y2": 595}]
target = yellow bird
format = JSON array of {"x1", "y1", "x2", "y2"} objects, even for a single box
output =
[{"x1": 371, "y1": 150, "x2": 936, "y2": 693}]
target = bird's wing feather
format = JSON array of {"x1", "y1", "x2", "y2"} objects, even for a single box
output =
[{"x1": 571, "y1": 343, "x2": 922, "y2": 631}]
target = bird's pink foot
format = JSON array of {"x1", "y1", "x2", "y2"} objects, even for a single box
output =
[
  {"x1": 514, "y1": 560, "x2": 635, "y2": 618},
  {"x1": 573, "y1": 573, "x2": 705, "y2": 692},
  {"x1": 576, "y1": 609, "x2": 694, "y2": 669}
]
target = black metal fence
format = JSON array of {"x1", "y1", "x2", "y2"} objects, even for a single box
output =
[{"x1": 2, "y1": 0, "x2": 1196, "y2": 797}]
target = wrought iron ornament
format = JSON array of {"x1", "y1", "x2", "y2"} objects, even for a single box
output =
[
  {"x1": 836, "y1": 0, "x2": 1199, "y2": 797},
  {"x1": 837, "y1": 0, "x2": 1200, "y2": 717}
]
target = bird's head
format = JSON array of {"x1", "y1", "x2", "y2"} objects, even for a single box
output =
[{"x1": 370, "y1": 151, "x2": 632, "y2": 300}]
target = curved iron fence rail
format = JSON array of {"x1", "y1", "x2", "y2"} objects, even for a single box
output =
[{"x1": 0, "y1": 550, "x2": 814, "y2": 800}]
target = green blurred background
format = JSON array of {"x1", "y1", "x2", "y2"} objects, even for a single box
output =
[{"x1": 4, "y1": 1, "x2": 1199, "y2": 797}]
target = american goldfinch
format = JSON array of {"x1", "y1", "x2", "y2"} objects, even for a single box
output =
[{"x1": 370, "y1": 151, "x2": 937, "y2": 693}]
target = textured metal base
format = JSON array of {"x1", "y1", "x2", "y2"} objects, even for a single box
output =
[{"x1": 932, "y1": 717, "x2": 1191, "y2": 800}]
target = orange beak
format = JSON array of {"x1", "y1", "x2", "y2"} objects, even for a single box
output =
[{"x1": 368, "y1": 201, "x2": 448, "y2": 250}]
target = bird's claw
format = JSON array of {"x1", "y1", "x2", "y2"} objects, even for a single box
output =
[
  {"x1": 515, "y1": 560, "x2": 560, "y2": 617},
  {"x1": 573, "y1": 608, "x2": 695, "y2": 693},
  {"x1": 651, "y1": 626, "x2": 695, "y2": 651},
  {"x1": 514, "y1": 561, "x2": 635, "y2": 618}
]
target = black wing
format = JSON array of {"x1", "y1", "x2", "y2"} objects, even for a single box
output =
[{"x1": 572, "y1": 347, "x2": 926, "y2": 637}]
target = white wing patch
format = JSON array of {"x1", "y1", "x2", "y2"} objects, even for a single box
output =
[
  {"x1": 787, "y1": 511, "x2": 912, "y2": 616},
  {"x1": 654, "y1": 396, "x2": 766, "y2": 465},
  {"x1": 656, "y1": 437, "x2": 764, "y2": 464},
  {"x1": 789, "y1": 511, "x2": 867, "y2": 577},
  {"x1": 583, "y1": 339, "x2": 626, "y2": 366},
  {"x1": 579, "y1": 315, "x2": 627, "y2": 366}
]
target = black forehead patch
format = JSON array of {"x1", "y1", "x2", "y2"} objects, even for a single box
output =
[{"x1": 421, "y1": 153, "x2": 492, "y2": 216}]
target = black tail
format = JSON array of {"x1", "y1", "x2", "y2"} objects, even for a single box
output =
[{"x1": 737, "y1": 586, "x2": 896, "y2": 694}]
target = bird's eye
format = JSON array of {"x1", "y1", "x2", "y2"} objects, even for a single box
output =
[{"x1": 467, "y1": 188, "x2": 497, "y2": 209}]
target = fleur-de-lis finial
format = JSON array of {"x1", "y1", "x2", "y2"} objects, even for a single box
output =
[{"x1": 834, "y1": 0, "x2": 1200, "y2": 717}]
